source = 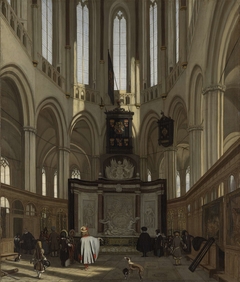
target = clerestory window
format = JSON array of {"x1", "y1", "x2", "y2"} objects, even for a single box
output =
[
  {"x1": 42, "y1": 0, "x2": 53, "y2": 64},
  {"x1": 77, "y1": 0, "x2": 89, "y2": 85},
  {"x1": 149, "y1": 0, "x2": 158, "y2": 86},
  {"x1": 113, "y1": 10, "x2": 127, "y2": 91}
]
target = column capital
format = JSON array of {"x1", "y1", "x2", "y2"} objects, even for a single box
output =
[
  {"x1": 202, "y1": 84, "x2": 226, "y2": 95},
  {"x1": 23, "y1": 126, "x2": 36, "y2": 133},
  {"x1": 58, "y1": 147, "x2": 71, "y2": 153},
  {"x1": 188, "y1": 124, "x2": 203, "y2": 132},
  {"x1": 163, "y1": 146, "x2": 177, "y2": 153}
]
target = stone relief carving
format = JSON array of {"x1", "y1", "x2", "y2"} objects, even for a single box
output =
[
  {"x1": 105, "y1": 159, "x2": 134, "y2": 180},
  {"x1": 144, "y1": 202, "x2": 155, "y2": 228},
  {"x1": 100, "y1": 195, "x2": 139, "y2": 235},
  {"x1": 83, "y1": 200, "x2": 95, "y2": 228}
]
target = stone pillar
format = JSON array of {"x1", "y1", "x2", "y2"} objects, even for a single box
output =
[
  {"x1": 163, "y1": 147, "x2": 177, "y2": 199},
  {"x1": 179, "y1": 1, "x2": 187, "y2": 68},
  {"x1": 58, "y1": 147, "x2": 70, "y2": 199},
  {"x1": 65, "y1": 1, "x2": 71, "y2": 97},
  {"x1": 31, "y1": 2, "x2": 39, "y2": 66},
  {"x1": 24, "y1": 127, "x2": 36, "y2": 193},
  {"x1": 160, "y1": 0, "x2": 167, "y2": 98},
  {"x1": 202, "y1": 84, "x2": 225, "y2": 172},
  {"x1": 135, "y1": 60, "x2": 140, "y2": 106},
  {"x1": 91, "y1": 155, "x2": 100, "y2": 181},
  {"x1": 99, "y1": 60, "x2": 105, "y2": 103},
  {"x1": 140, "y1": 156, "x2": 148, "y2": 181},
  {"x1": 188, "y1": 124, "x2": 203, "y2": 186}
]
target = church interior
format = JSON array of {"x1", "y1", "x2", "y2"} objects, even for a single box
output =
[{"x1": 0, "y1": 0, "x2": 240, "y2": 281}]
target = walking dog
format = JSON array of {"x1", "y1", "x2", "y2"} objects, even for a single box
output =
[{"x1": 124, "y1": 256, "x2": 144, "y2": 281}]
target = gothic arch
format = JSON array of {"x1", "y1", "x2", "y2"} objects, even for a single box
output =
[
  {"x1": 70, "y1": 110, "x2": 102, "y2": 156},
  {"x1": 36, "y1": 98, "x2": 68, "y2": 149},
  {"x1": 0, "y1": 64, "x2": 35, "y2": 127},
  {"x1": 206, "y1": 1, "x2": 239, "y2": 84},
  {"x1": 188, "y1": 65, "x2": 203, "y2": 126},
  {"x1": 168, "y1": 96, "x2": 188, "y2": 147}
]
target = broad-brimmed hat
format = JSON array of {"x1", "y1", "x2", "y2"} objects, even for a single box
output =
[
  {"x1": 80, "y1": 226, "x2": 88, "y2": 234},
  {"x1": 69, "y1": 229, "x2": 75, "y2": 236},
  {"x1": 174, "y1": 231, "x2": 180, "y2": 235},
  {"x1": 60, "y1": 229, "x2": 68, "y2": 238},
  {"x1": 141, "y1": 226, "x2": 147, "y2": 231}
]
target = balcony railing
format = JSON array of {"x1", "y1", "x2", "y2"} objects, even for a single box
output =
[{"x1": 1, "y1": 0, "x2": 32, "y2": 57}]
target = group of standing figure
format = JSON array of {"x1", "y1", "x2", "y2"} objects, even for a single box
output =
[
  {"x1": 14, "y1": 226, "x2": 102, "y2": 278},
  {"x1": 136, "y1": 227, "x2": 193, "y2": 266}
]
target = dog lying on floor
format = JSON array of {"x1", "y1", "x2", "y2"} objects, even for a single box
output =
[{"x1": 123, "y1": 256, "x2": 144, "y2": 281}]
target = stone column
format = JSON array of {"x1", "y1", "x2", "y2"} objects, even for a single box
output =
[
  {"x1": 135, "y1": 60, "x2": 140, "y2": 106},
  {"x1": 58, "y1": 147, "x2": 70, "y2": 199},
  {"x1": 24, "y1": 126, "x2": 36, "y2": 193},
  {"x1": 163, "y1": 147, "x2": 177, "y2": 199},
  {"x1": 140, "y1": 156, "x2": 148, "y2": 181},
  {"x1": 188, "y1": 124, "x2": 203, "y2": 186},
  {"x1": 160, "y1": 0, "x2": 167, "y2": 98},
  {"x1": 31, "y1": 1, "x2": 39, "y2": 66},
  {"x1": 179, "y1": 1, "x2": 187, "y2": 68},
  {"x1": 202, "y1": 84, "x2": 225, "y2": 172},
  {"x1": 65, "y1": 1, "x2": 71, "y2": 97},
  {"x1": 91, "y1": 155, "x2": 100, "y2": 181}
]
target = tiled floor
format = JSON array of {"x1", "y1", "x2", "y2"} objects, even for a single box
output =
[{"x1": 0, "y1": 252, "x2": 217, "y2": 281}]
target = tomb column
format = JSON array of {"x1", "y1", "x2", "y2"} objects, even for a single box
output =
[{"x1": 24, "y1": 127, "x2": 36, "y2": 193}]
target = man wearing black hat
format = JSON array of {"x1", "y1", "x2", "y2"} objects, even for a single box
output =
[
  {"x1": 153, "y1": 229, "x2": 163, "y2": 257},
  {"x1": 136, "y1": 227, "x2": 152, "y2": 257}
]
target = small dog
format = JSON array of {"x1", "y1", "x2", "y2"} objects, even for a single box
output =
[
  {"x1": 14, "y1": 254, "x2": 21, "y2": 262},
  {"x1": 124, "y1": 256, "x2": 144, "y2": 281}
]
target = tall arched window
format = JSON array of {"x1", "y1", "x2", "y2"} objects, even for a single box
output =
[
  {"x1": 229, "y1": 175, "x2": 236, "y2": 192},
  {"x1": 42, "y1": 167, "x2": 46, "y2": 196},
  {"x1": 26, "y1": 204, "x2": 36, "y2": 216},
  {"x1": 1, "y1": 157, "x2": 10, "y2": 185},
  {"x1": 186, "y1": 166, "x2": 190, "y2": 192},
  {"x1": 77, "y1": 0, "x2": 89, "y2": 85},
  {"x1": 54, "y1": 170, "x2": 58, "y2": 198},
  {"x1": 42, "y1": 0, "x2": 53, "y2": 64},
  {"x1": 176, "y1": 171, "x2": 180, "y2": 197},
  {"x1": 147, "y1": 169, "x2": 152, "y2": 182},
  {"x1": 149, "y1": 0, "x2": 158, "y2": 86},
  {"x1": 175, "y1": 0, "x2": 179, "y2": 63},
  {"x1": 71, "y1": 168, "x2": 81, "y2": 179},
  {"x1": 1, "y1": 197, "x2": 10, "y2": 213},
  {"x1": 113, "y1": 10, "x2": 127, "y2": 91}
]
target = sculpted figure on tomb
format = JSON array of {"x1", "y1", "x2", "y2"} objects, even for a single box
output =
[{"x1": 105, "y1": 159, "x2": 134, "y2": 180}]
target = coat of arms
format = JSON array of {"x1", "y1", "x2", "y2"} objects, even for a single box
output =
[{"x1": 114, "y1": 122, "x2": 125, "y2": 134}]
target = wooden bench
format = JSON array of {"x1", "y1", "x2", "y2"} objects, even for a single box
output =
[{"x1": 0, "y1": 252, "x2": 19, "y2": 261}]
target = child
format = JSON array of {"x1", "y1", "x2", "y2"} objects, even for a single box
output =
[{"x1": 31, "y1": 240, "x2": 49, "y2": 278}]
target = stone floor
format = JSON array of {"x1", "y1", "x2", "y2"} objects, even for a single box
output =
[{"x1": 0, "y1": 252, "x2": 218, "y2": 282}]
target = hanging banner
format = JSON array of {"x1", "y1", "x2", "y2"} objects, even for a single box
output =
[{"x1": 157, "y1": 113, "x2": 174, "y2": 147}]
